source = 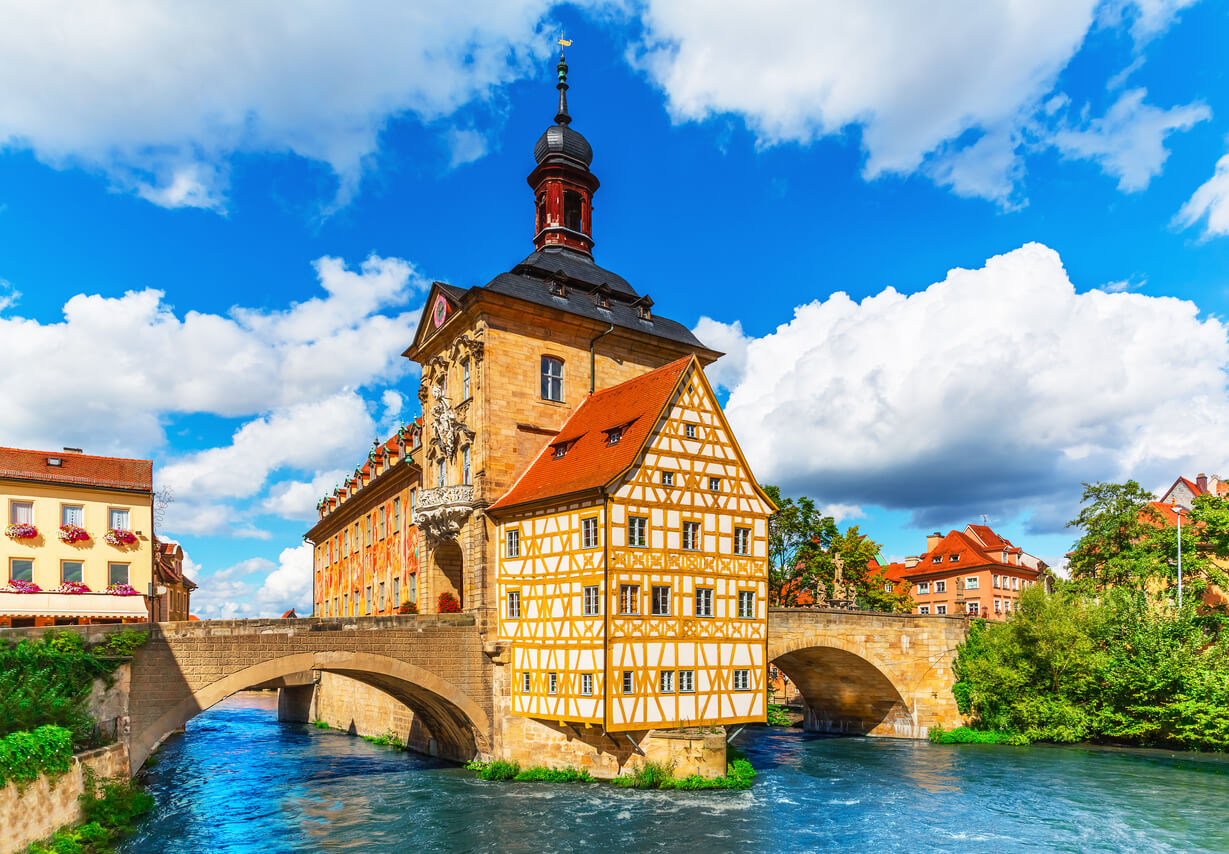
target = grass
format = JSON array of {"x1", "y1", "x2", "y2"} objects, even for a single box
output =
[
  {"x1": 311, "y1": 720, "x2": 331, "y2": 729},
  {"x1": 928, "y1": 725, "x2": 1030, "y2": 746},
  {"x1": 467, "y1": 745, "x2": 755, "y2": 791},
  {"x1": 362, "y1": 730, "x2": 403, "y2": 748},
  {"x1": 26, "y1": 771, "x2": 154, "y2": 854}
]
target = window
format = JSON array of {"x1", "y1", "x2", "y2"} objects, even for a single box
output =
[
  {"x1": 353, "y1": 524, "x2": 360, "y2": 552},
  {"x1": 918, "y1": 605, "x2": 930, "y2": 615},
  {"x1": 581, "y1": 673, "x2": 594, "y2": 696},
  {"x1": 931, "y1": 556, "x2": 942, "y2": 564},
  {"x1": 462, "y1": 359, "x2": 471, "y2": 399},
  {"x1": 1005, "y1": 599, "x2": 1013, "y2": 613},
  {"x1": 684, "y1": 424, "x2": 697, "y2": 439},
  {"x1": 966, "y1": 601, "x2": 980, "y2": 615},
  {"x1": 507, "y1": 590, "x2": 521, "y2": 619},
  {"x1": 109, "y1": 508, "x2": 130, "y2": 531},
  {"x1": 622, "y1": 671, "x2": 633, "y2": 693},
  {"x1": 734, "y1": 527, "x2": 750, "y2": 555},
  {"x1": 378, "y1": 506, "x2": 386, "y2": 540},
  {"x1": 620, "y1": 584, "x2": 639, "y2": 615},
  {"x1": 936, "y1": 604, "x2": 947, "y2": 615},
  {"x1": 367, "y1": 514, "x2": 373, "y2": 544},
  {"x1": 949, "y1": 554, "x2": 960, "y2": 562},
  {"x1": 916, "y1": 581, "x2": 930, "y2": 594},
  {"x1": 343, "y1": 593, "x2": 349, "y2": 615},
  {"x1": 563, "y1": 189, "x2": 583, "y2": 232},
  {"x1": 343, "y1": 530, "x2": 349, "y2": 553},
  {"x1": 552, "y1": 442, "x2": 569, "y2": 459},
  {"x1": 678, "y1": 670, "x2": 694, "y2": 693},
  {"x1": 62, "y1": 561, "x2": 83, "y2": 583},
  {"x1": 436, "y1": 458, "x2": 445, "y2": 488},
  {"x1": 393, "y1": 497, "x2": 401, "y2": 532},
  {"x1": 462, "y1": 446, "x2": 471, "y2": 485},
  {"x1": 61, "y1": 505, "x2": 84, "y2": 527},
  {"x1": 1012, "y1": 577, "x2": 1020, "y2": 590},
  {"x1": 409, "y1": 574, "x2": 418, "y2": 606},
  {"x1": 709, "y1": 477, "x2": 721, "y2": 492},
  {"x1": 108, "y1": 563, "x2": 129, "y2": 586},
  {"x1": 628, "y1": 516, "x2": 647, "y2": 547},
  {"x1": 392, "y1": 577, "x2": 400, "y2": 608},
  {"x1": 738, "y1": 590, "x2": 756, "y2": 619},
  {"x1": 605, "y1": 427, "x2": 622, "y2": 445},
  {"x1": 965, "y1": 576, "x2": 979, "y2": 590},
  {"x1": 661, "y1": 471, "x2": 674, "y2": 487},
  {"x1": 733, "y1": 669, "x2": 751, "y2": 691},
  {"x1": 523, "y1": 672, "x2": 531, "y2": 692},
  {"x1": 659, "y1": 670, "x2": 674, "y2": 693},
  {"x1": 10, "y1": 501, "x2": 32, "y2": 524},
  {"x1": 506, "y1": 529, "x2": 520, "y2": 558},
  {"x1": 581, "y1": 517, "x2": 599, "y2": 549},
  {"x1": 651, "y1": 585, "x2": 671, "y2": 616},
  {"x1": 682, "y1": 521, "x2": 700, "y2": 551},
  {"x1": 695, "y1": 587, "x2": 713, "y2": 617},
  {"x1": 334, "y1": 597, "x2": 339, "y2": 616},
  {"x1": 548, "y1": 673, "x2": 558, "y2": 695},
  {"x1": 993, "y1": 574, "x2": 1001, "y2": 589},
  {"x1": 994, "y1": 598, "x2": 1002, "y2": 614},
  {"x1": 378, "y1": 582, "x2": 386, "y2": 610},
  {"x1": 10, "y1": 559, "x2": 33, "y2": 583},
  {"x1": 410, "y1": 488, "x2": 417, "y2": 515},
  {"x1": 541, "y1": 356, "x2": 564, "y2": 402},
  {"x1": 583, "y1": 585, "x2": 600, "y2": 616},
  {"x1": 884, "y1": 582, "x2": 893, "y2": 592},
  {"x1": 934, "y1": 580, "x2": 947, "y2": 593},
  {"x1": 365, "y1": 585, "x2": 372, "y2": 613}
]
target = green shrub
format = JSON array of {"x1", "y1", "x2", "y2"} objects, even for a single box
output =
[
  {"x1": 512, "y1": 765, "x2": 594, "y2": 783},
  {"x1": 766, "y1": 704, "x2": 793, "y2": 727},
  {"x1": 312, "y1": 720, "x2": 330, "y2": 729},
  {"x1": 472, "y1": 759, "x2": 520, "y2": 781},
  {"x1": 928, "y1": 726, "x2": 1029, "y2": 745},
  {"x1": 95, "y1": 630, "x2": 147, "y2": 659},
  {"x1": 362, "y1": 731, "x2": 402, "y2": 748},
  {"x1": 79, "y1": 771, "x2": 154, "y2": 835},
  {"x1": 0, "y1": 725, "x2": 74, "y2": 791}
]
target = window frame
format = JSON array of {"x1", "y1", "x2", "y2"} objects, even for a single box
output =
[
  {"x1": 936, "y1": 604, "x2": 948, "y2": 615},
  {"x1": 934, "y1": 580, "x2": 947, "y2": 594},
  {"x1": 695, "y1": 587, "x2": 714, "y2": 618},
  {"x1": 582, "y1": 585, "x2": 600, "y2": 616},
  {"x1": 661, "y1": 471, "x2": 674, "y2": 487},
  {"x1": 918, "y1": 605, "x2": 931, "y2": 615},
  {"x1": 107, "y1": 562, "x2": 130, "y2": 586},
  {"x1": 619, "y1": 584, "x2": 639, "y2": 615},
  {"x1": 682, "y1": 520, "x2": 701, "y2": 551},
  {"x1": 965, "y1": 576, "x2": 980, "y2": 590},
  {"x1": 581, "y1": 673, "x2": 594, "y2": 696},
  {"x1": 9, "y1": 500, "x2": 33, "y2": 525},
  {"x1": 659, "y1": 670, "x2": 674, "y2": 694},
  {"x1": 678, "y1": 670, "x2": 695, "y2": 693},
  {"x1": 108, "y1": 507, "x2": 130, "y2": 531},
  {"x1": 548, "y1": 672, "x2": 558, "y2": 695},
  {"x1": 732, "y1": 669, "x2": 751, "y2": 691},
  {"x1": 505, "y1": 528, "x2": 520, "y2": 558},
  {"x1": 61, "y1": 560, "x2": 83, "y2": 584},
  {"x1": 916, "y1": 581, "x2": 930, "y2": 594},
  {"x1": 541, "y1": 355, "x2": 564, "y2": 402},
  {"x1": 10, "y1": 558, "x2": 33, "y2": 583},
  {"x1": 522, "y1": 672, "x2": 532, "y2": 693},
  {"x1": 61, "y1": 504, "x2": 84, "y2": 527},
  {"x1": 651, "y1": 585, "x2": 671, "y2": 616},
  {"x1": 684, "y1": 423, "x2": 697, "y2": 439},
  {"x1": 462, "y1": 445, "x2": 472, "y2": 486},
  {"x1": 462, "y1": 359, "x2": 471, "y2": 400},
  {"x1": 628, "y1": 516, "x2": 648, "y2": 548},
  {"x1": 507, "y1": 589, "x2": 521, "y2": 619},
  {"x1": 709, "y1": 477, "x2": 721, "y2": 492},
  {"x1": 581, "y1": 517, "x2": 599, "y2": 550},
  {"x1": 733, "y1": 527, "x2": 751, "y2": 556},
  {"x1": 737, "y1": 590, "x2": 756, "y2": 619},
  {"x1": 622, "y1": 671, "x2": 633, "y2": 693}
]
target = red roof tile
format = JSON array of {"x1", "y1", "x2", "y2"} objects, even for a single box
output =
[
  {"x1": 491, "y1": 357, "x2": 693, "y2": 511},
  {"x1": 903, "y1": 527, "x2": 1039, "y2": 580},
  {"x1": 0, "y1": 446, "x2": 152, "y2": 492}
]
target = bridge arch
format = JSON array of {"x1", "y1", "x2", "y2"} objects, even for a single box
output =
[{"x1": 131, "y1": 650, "x2": 491, "y2": 771}]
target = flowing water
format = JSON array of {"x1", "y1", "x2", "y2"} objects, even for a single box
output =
[{"x1": 121, "y1": 692, "x2": 1229, "y2": 853}]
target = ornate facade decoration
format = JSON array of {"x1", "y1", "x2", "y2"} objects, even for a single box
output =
[
  {"x1": 428, "y1": 385, "x2": 474, "y2": 462},
  {"x1": 415, "y1": 484, "x2": 476, "y2": 543}
]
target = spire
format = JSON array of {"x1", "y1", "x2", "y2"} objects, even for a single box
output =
[{"x1": 555, "y1": 51, "x2": 571, "y2": 125}]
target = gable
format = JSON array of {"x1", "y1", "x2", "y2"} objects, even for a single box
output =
[{"x1": 404, "y1": 282, "x2": 467, "y2": 356}]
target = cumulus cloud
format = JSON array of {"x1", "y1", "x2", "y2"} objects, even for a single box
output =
[
  {"x1": 261, "y1": 469, "x2": 350, "y2": 522},
  {"x1": 190, "y1": 543, "x2": 314, "y2": 620},
  {"x1": 0, "y1": 2, "x2": 559, "y2": 209},
  {"x1": 631, "y1": 0, "x2": 1196, "y2": 203},
  {"x1": 0, "y1": 254, "x2": 424, "y2": 456},
  {"x1": 1049, "y1": 89, "x2": 1210, "y2": 191},
  {"x1": 1175, "y1": 153, "x2": 1229, "y2": 239},
  {"x1": 699, "y1": 242, "x2": 1229, "y2": 531}
]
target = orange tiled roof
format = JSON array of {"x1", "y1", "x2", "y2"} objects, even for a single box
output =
[
  {"x1": 903, "y1": 528, "x2": 1037, "y2": 579},
  {"x1": 490, "y1": 357, "x2": 693, "y2": 511},
  {"x1": 0, "y1": 446, "x2": 152, "y2": 492}
]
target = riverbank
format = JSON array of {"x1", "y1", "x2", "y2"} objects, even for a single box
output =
[{"x1": 118, "y1": 692, "x2": 1229, "y2": 853}]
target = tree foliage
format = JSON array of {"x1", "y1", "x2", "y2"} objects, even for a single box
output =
[{"x1": 952, "y1": 586, "x2": 1229, "y2": 750}]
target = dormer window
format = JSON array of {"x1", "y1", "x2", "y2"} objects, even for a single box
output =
[
  {"x1": 595, "y1": 288, "x2": 611, "y2": 310},
  {"x1": 932, "y1": 556, "x2": 942, "y2": 564},
  {"x1": 47, "y1": 457, "x2": 62, "y2": 467},
  {"x1": 949, "y1": 554, "x2": 960, "y2": 562},
  {"x1": 552, "y1": 441, "x2": 573, "y2": 459},
  {"x1": 605, "y1": 427, "x2": 622, "y2": 446},
  {"x1": 638, "y1": 303, "x2": 651, "y2": 320}
]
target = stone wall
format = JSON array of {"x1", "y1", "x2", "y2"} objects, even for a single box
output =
[
  {"x1": 0, "y1": 743, "x2": 129, "y2": 854},
  {"x1": 307, "y1": 672, "x2": 437, "y2": 756}
]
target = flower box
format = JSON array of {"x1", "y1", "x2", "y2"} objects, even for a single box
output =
[
  {"x1": 3, "y1": 579, "x2": 42, "y2": 593},
  {"x1": 55, "y1": 581, "x2": 92, "y2": 594},
  {"x1": 5, "y1": 523, "x2": 38, "y2": 540},
  {"x1": 105, "y1": 583, "x2": 141, "y2": 596},
  {"x1": 104, "y1": 529, "x2": 138, "y2": 546},
  {"x1": 58, "y1": 524, "x2": 90, "y2": 544}
]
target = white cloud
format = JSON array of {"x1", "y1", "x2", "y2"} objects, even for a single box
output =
[
  {"x1": 0, "y1": 279, "x2": 18, "y2": 312},
  {"x1": 190, "y1": 543, "x2": 314, "y2": 619},
  {"x1": 0, "y1": 254, "x2": 424, "y2": 457},
  {"x1": 445, "y1": 129, "x2": 491, "y2": 169},
  {"x1": 261, "y1": 469, "x2": 349, "y2": 522},
  {"x1": 700, "y1": 242, "x2": 1229, "y2": 531},
  {"x1": 1049, "y1": 89, "x2": 1210, "y2": 191},
  {"x1": 1175, "y1": 153, "x2": 1229, "y2": 239},
  {"x1": 0, "y1": 2, "x2": 559, "y2": 209},
  {"x1": 631, "y1": 0, "x2": 1195, "y2": 203}
]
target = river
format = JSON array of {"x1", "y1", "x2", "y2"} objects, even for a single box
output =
[{"x1": 120, "y1": 692, "x2": 1229, "y2": 853}]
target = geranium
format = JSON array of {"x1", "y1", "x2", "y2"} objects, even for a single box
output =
[
  {"x1": 4, "y1": 579, "x2": 42, "y2": 593},
  {"x1": 437, "y1": 592, "x2": 462, "y2": 614},
  {"x1": 5, "y1": 523, "x2": 38, "y2": 540},
  {"x1": 104, "y1": 529, "x2": 138, "y2": 546},
  {"x1": 55, "y1": 581, "x2": 92, "y2": 594},
  {"x1": 58, "y1": 524, "x2": 90, "y2": 544},
  {"x1": 105, "y1": 583, "x2": 141, "y2": 596}
]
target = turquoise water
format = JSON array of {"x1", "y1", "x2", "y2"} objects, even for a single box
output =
[{"x1": 121, "y1": 693, "x2": 1229, "y2": 853}]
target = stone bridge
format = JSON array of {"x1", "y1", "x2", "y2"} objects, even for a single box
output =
[
  {"x1": 768, "y1": 608, "x2": 967, "y2": 738},
  {"x1": 1, "y1": 609, "x2": 965, "y2": 774}
]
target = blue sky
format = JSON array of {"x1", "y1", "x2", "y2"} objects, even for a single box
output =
[{"x1": 3, "y1": 2, "x2": 1229, "y2": 616}]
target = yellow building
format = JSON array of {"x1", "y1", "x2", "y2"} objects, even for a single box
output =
[
  {"x1": 1, "y1": 446, "x2": 155, "y2": 626},
  {"x1": 489, "y1": 356, "x2": 775, "y2": 731}
]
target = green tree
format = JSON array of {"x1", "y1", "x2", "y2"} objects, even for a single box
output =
[
  {"x1": 1066, "y1": 480, "x2": 1163, "y2": 592},
  {"x1": 763, "y1": 485, "x2": 836, "y2": 607}
]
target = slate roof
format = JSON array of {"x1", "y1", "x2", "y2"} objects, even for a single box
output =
[
  {"x1": 512, "y1": 247, "x2": 637, "y2": 297},
  {"x1": 490, "y1": 356, "x2": 693, "y2": 511},
  {"x1": 0, "y1": 446, "x2": 152, "y2": 493}
]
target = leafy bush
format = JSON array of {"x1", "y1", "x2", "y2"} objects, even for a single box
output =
[
  {"x1": 470, "y1": 759, "x2": 520, "y2": 780},
  {"x1": 95, "y1": 630, "x2": 147, "y2": 659},
  {"x1": 928, "y1": 726, "x2": 1029, "y2": 745},
  {"x1": 362, "y1": 730, "x2": 402, "y2": 748},
  {"x1": 79, "y1": 771, "x2": 154, "y2": 836},
  {"x1": 766, "y1": 704, "x2": 793, "y2": 726},
  {"x1": 613, "y1": 760, "x2": 673, "y2": 789},
  {"x1": 513, "y1": 766, "x2": 594, "y2": 783},
  {"x1": 613, "y1": 748, "x2": 756, "y2": 790},
  {"x1": 312, "y1": 720, "x2": 330, "y2": 729},
  {"x1": 0, "y1": 725, "x2": 73, "y2": 791},
  {"x1": 952, "y1": 586, "x2": 1229, "y2": 750}
]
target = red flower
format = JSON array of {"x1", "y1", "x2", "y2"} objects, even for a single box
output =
[{"x1": 437, "y1": 592, "x2": 462, "y2": 614}]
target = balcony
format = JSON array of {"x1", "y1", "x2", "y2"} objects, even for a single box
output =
[{"x1": 414, "y1": 484, "x2": 476, "y2": 542}]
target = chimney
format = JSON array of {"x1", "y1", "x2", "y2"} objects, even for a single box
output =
[
  {"x1": 904, "y1": 556, "x2": 919, "y2": 569},
  {"x1": 63, "y1": 447, "x2": 83, "y2": 454},
  {"x1": 926, "y1": 531, "x2": 943, "y2": 552},
  {"x1": 1197, "y1": 473, "x2": 1208, "y2": 493}
]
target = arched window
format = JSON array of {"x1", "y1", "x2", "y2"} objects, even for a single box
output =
[
  {"x1": 541, "y1": 356, "x2": 564, "y2": 402},
  {"x1": 564, "y1": 190, "x2": 582, "y2": 232},
  {"x1": 537, "y1": 193, "x2": 547, "y2": 233}
]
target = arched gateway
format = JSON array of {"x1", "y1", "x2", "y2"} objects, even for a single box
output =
[
  {"x1": 767, "y1": 608, "x2": 967, "y2": 738},
  {"x1": 113, "y1": 615, "x2": 492, "y2": 772}
]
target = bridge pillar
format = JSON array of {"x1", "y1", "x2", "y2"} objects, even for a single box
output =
[{"x1": 277, "y1": 685, "x2": 315, "y2": 724}]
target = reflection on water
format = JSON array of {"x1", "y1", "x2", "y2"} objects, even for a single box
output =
[{"x1": 121, "y1": 692, "x2": 1229, "y2": 854}]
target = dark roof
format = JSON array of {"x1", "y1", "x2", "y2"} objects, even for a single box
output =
[
  {"x1": 512, "y1": 247, "x2": 637, "y2": 297},
  {"x1": 534, "y1": 124, "x2": 593, "y2": 167}
]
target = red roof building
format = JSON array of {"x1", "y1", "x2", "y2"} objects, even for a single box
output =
[{"x1": 1161, "y1": 472, "x2": 1229, "y2": 510}]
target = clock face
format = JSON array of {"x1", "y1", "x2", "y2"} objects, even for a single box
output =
[{"x1": 432, "y1": 295, "x2": 448, "y2": 329}]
